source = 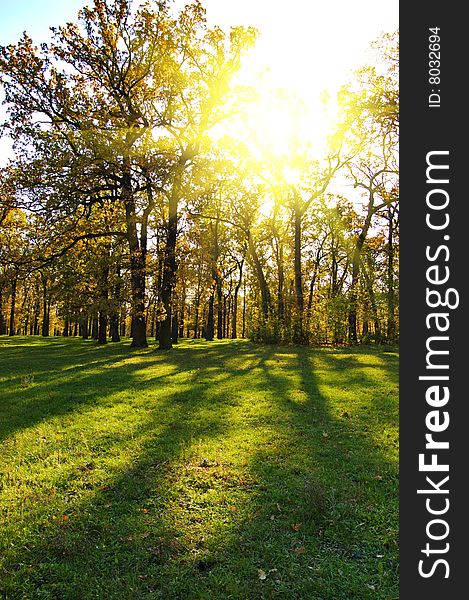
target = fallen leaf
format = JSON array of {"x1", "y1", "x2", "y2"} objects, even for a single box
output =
[
  {"x1": 61, "y1": 515, "x2": 69, "y2": 522},
  {"x1": 142, "y1": 508, "x2": 150, "y2": 514},
  {"x1": 291, "y1": 523, "x2": 302, "y2": 531},
  {"x1": 322, "y1": 431, "x2": 329, "y2": 438},
  {"x1": 293, "y1": 546, "x2": 306, "y2": 555},
  {"x1": 258, "y1": 569, "x2": 267, "y2": 580},
  {"x1": 270, "y1": 515, "x2": 275, "y2": 520}
]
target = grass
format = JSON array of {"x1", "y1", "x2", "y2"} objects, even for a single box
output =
[{"x1": 0, "y1": 336, "x2": 398, "y2": 599}]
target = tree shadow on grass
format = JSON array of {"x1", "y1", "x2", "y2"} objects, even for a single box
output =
[
  {"x1": 205, "y1": 345, "x2": 399, "y2": 599},
  {"x1": 0, "y1": 339, "x2": 398, "y2": 599},
  {"x1": 0, "y1": 337, "x2": 246, "y2": 443},
  {"x1": 0, "y1": 336, "x2": 283, "y2": 442}
]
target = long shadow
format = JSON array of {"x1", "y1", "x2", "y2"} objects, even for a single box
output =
[
  {"x1": 1, "y1": 337, "x2": 154, "y2": 442},
  {"x1": 1, "y1": 337, "x2": 266, "y2": 597},
  {"x1": 0, "y1": 337, "x2": 255, "y2": 443},
  {"x1": 182, "y1": 343, "x2": 399, "y2": 599},
  {"x1": 206, "y1": 345, "x2": 399, "y2": 599},
  {"x1": 0, "y1": 338, "x2": 398, "y2": 599}
]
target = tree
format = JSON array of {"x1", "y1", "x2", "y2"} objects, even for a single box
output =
[
  {"x1": 336, "y1": 30, "x2": 399, "y2": 343},
  {"x1": 0, "y1": 0, "x2": 255, "y2": 349},
  {"x1": 1, "y1": 18, "x2": 399, "y2": 350}
]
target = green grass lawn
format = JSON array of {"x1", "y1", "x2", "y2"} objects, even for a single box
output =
[{"x1": 0, "y1": 336, "x2": 398, "y2": 600}]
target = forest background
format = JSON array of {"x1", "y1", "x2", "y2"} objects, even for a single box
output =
[{"x1": 0, "y1": 0, "x2": 399, "y2": 350}]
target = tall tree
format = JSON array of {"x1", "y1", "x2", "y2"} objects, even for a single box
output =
[{"x1": 0, "y1": 0, "x2": 255, "y2": 349}]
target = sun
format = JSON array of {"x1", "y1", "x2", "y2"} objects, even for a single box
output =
[
  {"x1": 243, "y1": 57, "x2": 336, "y2": 152},
  {"x1": 208, "y1": 44, "x2": 339, "y2": 172},
  {"x1": 194, "y1": 0, "x2": 398, "y2": 169}
]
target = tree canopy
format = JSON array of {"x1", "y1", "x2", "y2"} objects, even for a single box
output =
[{"x1": 0, "y1": 1, "x2": 398, "y2": 348}]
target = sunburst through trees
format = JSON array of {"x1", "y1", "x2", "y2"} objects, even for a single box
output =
[{"x1": 0, "y1": 0, "x2": 398, "y2": 348}]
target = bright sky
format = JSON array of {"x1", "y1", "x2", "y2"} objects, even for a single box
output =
[
  {"x1": 198, "y1": 0, "x2": 398, "y2": 107},
  {"x1": 0, "y1": 0, "x2": 398, "y2": 164}
]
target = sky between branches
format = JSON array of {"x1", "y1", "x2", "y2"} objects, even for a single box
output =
[{"x1": 0, "y1": 0, "x2": 398, "y2": 165}]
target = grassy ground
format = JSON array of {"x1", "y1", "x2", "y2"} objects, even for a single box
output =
[{"x1": 0, "y1": 336, "x2": 398, "y2": 600}]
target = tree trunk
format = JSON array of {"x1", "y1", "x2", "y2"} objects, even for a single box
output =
[
  {"x1": 184, "y1": 310, "x2": 189, "y2": 338},
  {"x1": 159, "y1": 163, "x2": 184, "y2": 350},
  {"x1": 348, "y1": 234, "x2": 365, "y2": 344},
  {"x1": 123, "y1": 163, "x2": 147, "y2": 348},
  {"x1": 20, "y1": 289, "x2": 30, "y2": 335},
  {"x1": 97, "y1": 255, "x2": 109, "y2": 345},
  {"x1": 0, "y1": 287, "x2": 6, "y2": 335},
  {"x1": 362, "y1": 262, "x2": 382, "y2": 342},
  {"x1": 206, "y1": 293, "x2": 215, "y2": 341},
  {"x1": 178, "y1": 313, "x2": 184, "y2": 339},
  {"x1": 232, "y1": 259, "x2": 244, "y2": 339},
  {"x1": 171, "y1": 312, "x2": 179, "y2": 344},
  {"x1": 30, "y1": 298, "x2": 39, "y2": 335},
  {"x1": 178, "y1": 284, "x2": 186, "y2": 339},
  {"x1": 386, "y1": 208, "x2": 396, "y2": 342},
  {"x1": 97, "y1": 313, "x2": 108, "y2": 344},
  {"x1": 293, "y1": 208, "x2": 304, "y2": 342},
  {"x1": 216, "y1": 278, "x2": 223, "y2": 339},
  {"x1": 41, "y1": 280, "x2": 49, "y2": 337},
  {"x1": 194, "y1": 264, "x2": 202, "y2": 338},
  {"x1": 242, "y1": 280, "x2": 246, "y2": 339},
  {"x1": 154, "y1": 255, "x2": 164, "y2": 339},
  {"x1": 81, "y1": 314, "x2": 89, "y2": 339},
  {"x1": 224, "y1": 295, "x2": 230, "y2": 338},
  {"x1": 9, "y1": 275, "x2": 17, "y2": 336},
  {"x1": 158, "y1": 215, "x2": 177, "y2": 349},
  {"x1": 194, "y1": 304, "x2": 199, "y2": 339},
  {"x1": 347, "y1": 186, "x2": 379, "y2": 344},
  {"x1": 248, "y1": 232, "x2": 270, "y2": 320},
  {"x1": 33, "y1": 305, "x2": 39, "y2": 335},
  {"x1": 307, "y1": 271, "x2": 317, "y2": 312},
  {"x1": 276, "y1": 241, "x2": 285, "y2": 322},
  {"x1": 109, "y1": 316, "x2": 120, "y2": 342},
  {"x1": 91, "y1": 317, "x2": 99, "y2": 340},
  {"x1": 109, "y1": 265, "x2": 121, "y2": 342},
  {"x1": 362, "y1": 316, "x2": 369, "y2": 338},
  {"x1": 307, "y1": 241, "x2": 325, "y2": 320},
  {"x1": 149, "y1": 302, "x2": 156, "y2": 337}
]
